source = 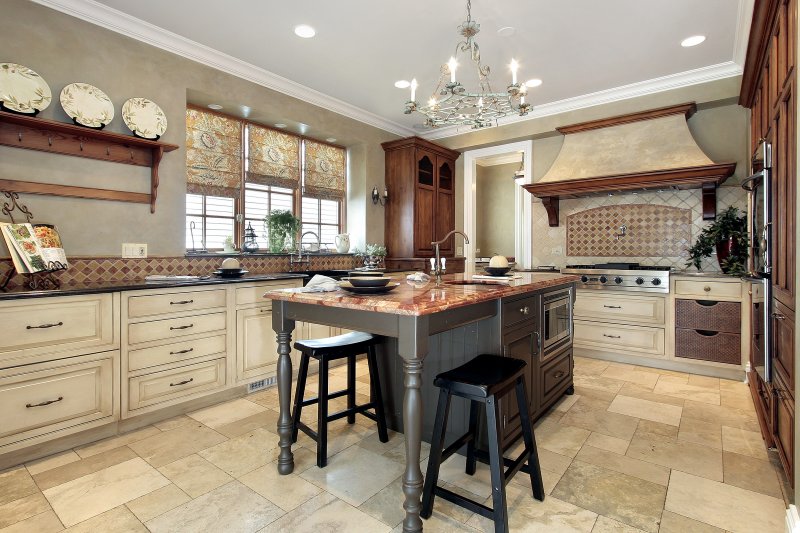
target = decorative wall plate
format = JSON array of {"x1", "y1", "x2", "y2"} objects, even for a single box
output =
[
  {"x1": 0, "y1": 63, "x2": 52, "y2": 114},
  {"x1": 122, "y1": 97, "x2": 167, "y2": 139},
  {"x1": 60, "y1": 83, "x2": 114, "y2": 127}
]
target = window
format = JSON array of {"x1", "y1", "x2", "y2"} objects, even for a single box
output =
[{"x1": 185, "y1": 107, "x2": 346, "y2": 251}]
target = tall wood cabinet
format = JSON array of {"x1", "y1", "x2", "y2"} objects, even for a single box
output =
[
  {"x1": 740, "y1": 0, "x2": 797, "y2": 484},
  {"x1": 381, "y1": 137, "x2": 460, "y2": 259}
]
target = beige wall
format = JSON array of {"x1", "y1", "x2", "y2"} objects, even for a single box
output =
[
  {"x1": 475, "y1": 163, "x2": 517, "y2": 258},
  {"x1": 0, "y1": 0, "x2": 397, "y2": 257}
]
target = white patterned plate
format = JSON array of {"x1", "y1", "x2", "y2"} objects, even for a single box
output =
[
  {"x1": 122, "y1": 97, "x2": 167, "y2": 139},
  {"x1": 60, "y1": 83, "x2": 114, "y2": 127},
  {"x1": 0, "y1": 63, "x2": 52, "y2": 114}
]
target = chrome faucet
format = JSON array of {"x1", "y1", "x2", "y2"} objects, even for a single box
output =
[
  {"x1": 431, "y1": 230, "x2": 470, "y2": 284},
  {"x1": 291, "y1": 231, "x2": 320, "y2": 270}
]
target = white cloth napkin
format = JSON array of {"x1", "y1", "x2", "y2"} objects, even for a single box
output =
[
  {"x1": 406, "y1": 272, "x2": 431, "y2": 282},
  {"x1": 304, "y1": 275, "x2": 339, "y2": 292}
]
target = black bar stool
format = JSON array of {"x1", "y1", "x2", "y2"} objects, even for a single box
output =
[
  {"x1": 291, "y1": 331, "x2": 389, "y2": 468},
  {"x1": 420, "y1": 354, "x2": 545, "y2": 533}
]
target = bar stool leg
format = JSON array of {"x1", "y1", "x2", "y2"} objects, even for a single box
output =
[
  {"x1": 367, "y1": 346, "x2": 389, "y2": 443},
  {"x1": 465, "y1": 400, "x2": 479, "y2": 476},
  {"x1": 515, "y1": 377, "x2": 544, "y2": 501},
  {"x1": 291, "y1": 353, "x2": 310, "y2": 443},
  {"x1": 346, "y1": 354, "x2": 356, "y2": 424},
  {"x1": 317, "y1": 356, "x2": 330, "y2": 468},
  {"x1": 420, "y1": 388, "x2": 452, "y2": 519},
  {"x1": 486, "y1": 395, "x2": 509, "y2": 533}
]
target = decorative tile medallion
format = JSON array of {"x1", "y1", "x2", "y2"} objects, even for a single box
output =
[{"x1": 566, "y1": 204, "x2": 691, "y2": 258}]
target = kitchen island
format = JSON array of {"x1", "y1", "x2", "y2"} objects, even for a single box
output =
[{"x1": 265, "y1": 272, "x2": 577, "y2": 532}]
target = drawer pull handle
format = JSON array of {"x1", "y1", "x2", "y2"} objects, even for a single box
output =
[
  {"x1": 170, "y1": 299, "x2": 194, "y2": 305},
  {"x1": 26, "y1": 396, "x2": 63, "y2": 408},
  {"x1": 703, "y1": 286, "x2": 711, "y2": 292},
  {"x1": 603, "y1": 334, "x2": 621, "y2": 339},
  {"x1": 696, "y1": 300, "x2": 718, "y2": 307},
  {"x1": 26, "y1": 321, "x2": 63, "y2": 330},
  {"x1": 552, "y1": 371, "x2": 566, "y2": 379},
  {"x1": 695, "y1": 330, "x2": 719, "y2": 337},
  {"x1": 169, "y1": 378, "x2": 194, "y2": 387},
  {"x1": 170, "y1": 347, "x2": 194, "y2": 355},
  {"x1": 519, "y1": 306, "x2": 530, "y2": 315},
  {"x1": 603, "y1": 305, "x2": 621, "y2": 309},
  {"x1": 772, "y1": 313, "x2": 787, "y2": 320},
  {"x1": 170, "y1": 324, "x2": 194, "y2": 330}
]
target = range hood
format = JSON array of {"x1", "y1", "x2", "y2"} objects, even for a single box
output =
[{"x1": 523, "y1": 103, "x2": 736, "y2": 226}]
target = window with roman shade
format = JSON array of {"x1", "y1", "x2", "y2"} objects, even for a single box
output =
[
  {"x1": 303, "y1": 140, "x2": 346, "y2": 201},
  {"x1": 185, "y1": 108, "x2": 243, "y2": 199}
]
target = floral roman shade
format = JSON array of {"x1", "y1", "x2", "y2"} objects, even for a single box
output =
[
  {"x1": 303, "y1": 140, "x2": 346, "y2": 200},
  {"x1": 186, "y1": 108, "x2": 243, "y2": 198},
  {"x1": 247, "y1": 124, "x2": 300, "y2": 190}
]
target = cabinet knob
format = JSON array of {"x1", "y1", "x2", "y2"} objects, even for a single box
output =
[
  {"x1": 703, "y1": 286, "x2": 711, "y2": 292},
  {"x1": 519, "y1": 306, "x2": 530, "y2": 315},
  {"x1": 772, "y1": 312, "x2": 787, "y2": 320}
]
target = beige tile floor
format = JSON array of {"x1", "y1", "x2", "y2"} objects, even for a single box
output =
[{"x1": 0, "y1": 357, "x2": 788, "y2": 532}]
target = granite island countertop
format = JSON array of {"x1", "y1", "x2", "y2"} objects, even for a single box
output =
[{"x1": 264, "y1": 272, "x2": 578, "y2": 316}]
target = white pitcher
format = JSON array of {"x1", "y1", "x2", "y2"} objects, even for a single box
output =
[{"x1": 335, "y1": 233, "x2": 350, "y2": 253}]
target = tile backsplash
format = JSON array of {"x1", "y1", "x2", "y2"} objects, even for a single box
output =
[{"x1": 531, "y1": 186, "x2": 747, "y2": 270}]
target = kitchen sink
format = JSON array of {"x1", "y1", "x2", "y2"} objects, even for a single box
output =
[{"x1": 445, "y1": 280, "x2": 504, "y2": 285}]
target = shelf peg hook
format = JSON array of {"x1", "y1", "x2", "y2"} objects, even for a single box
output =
[
  {"x1": 79, "y1": 141, "x2": 84, "y2": 151},
  {"x1": 106, "y1": 146, "x2": 110, "y2": 156},
  {"x1": 17, "y1": 132, "x2": 22, "y2": 142},
  {"x1": 48, "y1": 136, "x2": 52, "y2": 146}
]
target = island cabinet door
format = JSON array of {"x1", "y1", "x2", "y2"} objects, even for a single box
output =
[
  {"x1": 236, "y1": 307, "x2": 278, "y2": 383},
  {"x1": 500, "y1": 322, "x2": 536, "y2": 446}
]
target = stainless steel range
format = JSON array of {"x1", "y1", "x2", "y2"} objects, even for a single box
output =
[{"x1": 561, "y1": 263, "x2": 671, "y2": 293}]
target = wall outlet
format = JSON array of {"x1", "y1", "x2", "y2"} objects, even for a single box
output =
[
  {"x1": 457, "y1": 246, "x2": 463, "y2": 256},
  {"x1": 122, "y1": 243, "x2": 148, "y2": 258}
]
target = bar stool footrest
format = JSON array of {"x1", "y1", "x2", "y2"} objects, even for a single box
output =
[
  {"x1": 434, "y1": 486, "x2": 495, "y2": 520},
  {"x1": 327, "y1": 403, "x2": 378, "y2": 423},
  {"x1": 299, "y1": 388, "x2": 350, "y2": 408}
]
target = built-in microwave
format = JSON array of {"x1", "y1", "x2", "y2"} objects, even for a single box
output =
[{"x1": 543, "y1": 288, "x2": 572, "y2": 354}]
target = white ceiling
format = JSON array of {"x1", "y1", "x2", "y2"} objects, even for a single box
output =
[{"x1": 36, "y1": 0, "x2": 752, "y2": 139}]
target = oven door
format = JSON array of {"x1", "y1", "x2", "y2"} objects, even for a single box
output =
[
  {"x1": 747, "y1": 276, "x2": 771, "y2": 383},
  {"x1": 543, "y1": 289, "x2": 572, "y2": 354}
]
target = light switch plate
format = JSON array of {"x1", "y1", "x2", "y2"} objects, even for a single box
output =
[
  {"x1": 457, "y1": 246, "x2": 463, "y2": 256},
  {"x1": 122, "y1": 243, "x2": 148, "y2": 258}
]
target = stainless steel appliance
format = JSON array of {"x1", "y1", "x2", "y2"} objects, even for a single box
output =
[
  {"x1": 561, "y1": 263, "x2": 671, "y2": 293},
  {"x1": 542, "y1": 288, "x2": 572, "y2": 353},
  {"x1": 742, "y1": 140, "x2": 773, "y2": 382}
]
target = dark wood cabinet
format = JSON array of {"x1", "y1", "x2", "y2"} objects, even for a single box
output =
[
  {"x1": 382, "y1": 137, "x2": 460, "y2": 259},
  {"x1": 501, "y1": 321, "x2": 536, "y2": 444},
  {"x1": 741, "y1": 0, "x2": 797, "y2": 485}
]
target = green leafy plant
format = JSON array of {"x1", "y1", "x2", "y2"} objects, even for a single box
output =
[
  {"x1": 264, "y1": 210, "x2": 301, "y2": 253},
  {"x1": 686, "y1": 206, "x2": 749, "y2": 275},
  {"x1": 354, "y1": 244, "x2": 388, "y2": 257}
]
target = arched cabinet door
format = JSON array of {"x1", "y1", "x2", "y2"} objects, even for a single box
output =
[{"x1": 414, "y1": 151, "x2": 436, "y2": 255}]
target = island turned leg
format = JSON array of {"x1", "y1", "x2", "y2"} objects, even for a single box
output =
[{"x1": 273, "y1": 303, "x2": 295, "y2": 475}]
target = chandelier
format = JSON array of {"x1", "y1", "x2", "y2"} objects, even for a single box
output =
[{"x1": 403, "y1": 0, "x2": 531, "y2": 129}]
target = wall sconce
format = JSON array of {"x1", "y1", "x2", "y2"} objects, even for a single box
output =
[{"x1": 372, "y1": 185, "x2": 388, "y2": 206}]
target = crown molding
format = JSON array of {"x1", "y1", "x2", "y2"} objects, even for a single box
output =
[
  {"x1": 31, "y1": 0, "x2": 416, "y2": 138},
  {"x1": 476, "y1": 153, "x2": 524, "y2": 167},
  {"x1": 421, "y1": 61, "x2": 743, "y2": 141},
  {"x1": 733, "y1": 0, "x2": 756, "y2": 66}
]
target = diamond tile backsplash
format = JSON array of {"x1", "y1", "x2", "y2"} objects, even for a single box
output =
[
  {"x1": 0, "y1": 254, "x2": 359, "y2": 291},
  {"x1": 532, "y1": 186, "x2": 747, "y2": 270},
  {"x1": 566, "y1": 204, "x2": 691, "y2": 257}
]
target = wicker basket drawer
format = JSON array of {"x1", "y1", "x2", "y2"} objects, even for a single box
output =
[
  {"x1": 675, "y1": 299, "x2": 741, "y2": 333},
  {"x1": 675, "y1": 328, "x2": 741, "y2": 365}
]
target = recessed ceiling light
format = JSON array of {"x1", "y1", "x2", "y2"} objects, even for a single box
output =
[
  {"x1": 325, "y1": 137, "x2": 337, "y2": 143},
  {"x1": 525, "y1": 79, "x2": 543, "y2": 88},
  {"x1": 394, "y1": 80, "x2": 411, "y2": 89},
  {"x1": 294, "y1": 24, "x2": 316, "y2": 38},
  {"x1": 207, "y1": 104, "x2": 223, "y2": 110},
  {"x1": 497, "y1": 26, "x2": 515, "y2": 37},
  {"x1": 681, "y1": 35, "x2": 706, "y2": 47},
  {"x1": 274, "y1": 123, "x2": 287, "y2": 128}
]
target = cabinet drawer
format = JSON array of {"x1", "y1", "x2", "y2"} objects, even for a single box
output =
[
  {"x1": 675, "y1": 328, "x2": 741, "y2": 365},
  {"x1": 502, "y1": 295, "x2": 538, "y2": 329},
  {"x1": 541, "y1": 349, "x2": 572, "y2": 404},
  {"x1": 0, "y1": 294, "x2": 114, "y2": 358},
  {"x1": 574, "y1": 320, "x2": 665, "y2": 355},
  {"x1": 235, "y1": 281, "x2": 301, "y2": 307},
  {"x1": 128, "y1": 358, "x2": 225, "y2": 410},
  {"x1": 675, "y1": 299, "x2": 741, "y2": 333},
  {"x1": 128, "y1": 334, "x2": 227, "y2": 372},
  {"x1": 0, "y1": 354, "x2": 114, "y2": 443},
  {"x1": 674, "y1": 280, "x2": 741, "y2": 299},
  {"x1": 128, "y1": 312, "x2": 227, "y2": 345},
  {"x1": 574, "y1": 292, "x2": 665, "y2": 326},
  {"x1": 128, "y1": 289, "x2": 226, "y2": 319}
]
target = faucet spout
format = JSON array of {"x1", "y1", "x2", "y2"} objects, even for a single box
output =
[{"x1": 431, "y1": 230, "x2": 470, "y2": 284}]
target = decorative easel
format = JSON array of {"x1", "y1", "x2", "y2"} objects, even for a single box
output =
[{"x1": 0, "y1": 190, "x2": 67, "y2": 291}]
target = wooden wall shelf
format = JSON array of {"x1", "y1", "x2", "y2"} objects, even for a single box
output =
[
  {"x1": 523, "y1": 163, "x2": 737, "y2": 227},
  {"x1": 0, "y1": 112, "x2": 179, "y2": 212}
]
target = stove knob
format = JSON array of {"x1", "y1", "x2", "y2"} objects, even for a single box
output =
[
  {"x1": 599, "y1": 276, "x2": 608, "y2": 283},
  {"x1": 635, "y1": 277, "x2": 645, "y2": 285},
  {"x1": 651, "y1": 278, "x2": 662, "y2": 286},
  {"x1": 614, "y1": 276, "x2": 623, "y2": 284},
  {"x1": 580, "y1": 275, "x2": 589, "y2": 283}
]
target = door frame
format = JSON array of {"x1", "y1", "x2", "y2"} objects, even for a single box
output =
[{"x1": 462, "y1": 140, "x2": 533, "y2": 272}]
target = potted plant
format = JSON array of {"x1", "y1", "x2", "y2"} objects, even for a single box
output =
[
  {"x1": 354, "y1": 243, "x2": 388, "y2": 269},
  {"x1": 686, "y1": 206, "x2": 749, "y2": 275},
  {"x1": 223, "y1": 235, "x2": 235, "y2": 253},
  {"x1": 264, "y1": 210, "x2": 301, "y2": 253}
]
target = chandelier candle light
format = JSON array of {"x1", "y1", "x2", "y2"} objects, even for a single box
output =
[{"x1": 404, "y1": 0, "x2": 533, "y2": 129}]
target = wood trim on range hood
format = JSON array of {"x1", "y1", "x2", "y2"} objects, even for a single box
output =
[{"x1": 523, "y1": 102, "x2": 737, "y2": 227}]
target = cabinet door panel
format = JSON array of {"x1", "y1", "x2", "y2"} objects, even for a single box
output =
[
  {"x1": 773, "y1": 301, "x2": 795, "y2": 394},
  {"x1": 237, "y1": 307, "x2": 278, "y2": 382},
  {"x1": 502, "y1": 325, "x2": 534, "y2": 441},
  {"x1": 773, "y1": 80, "x2": 795, "y2": 310},
  {"x1": 414, "y1": 187, "x2": 435, "y2": 256},
  {"x1": 435, "y1": 191, "x2": 455, "y2": 253},
  {"x1": 773, "y1": 378, "x2": 794, "y2": 485}
]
